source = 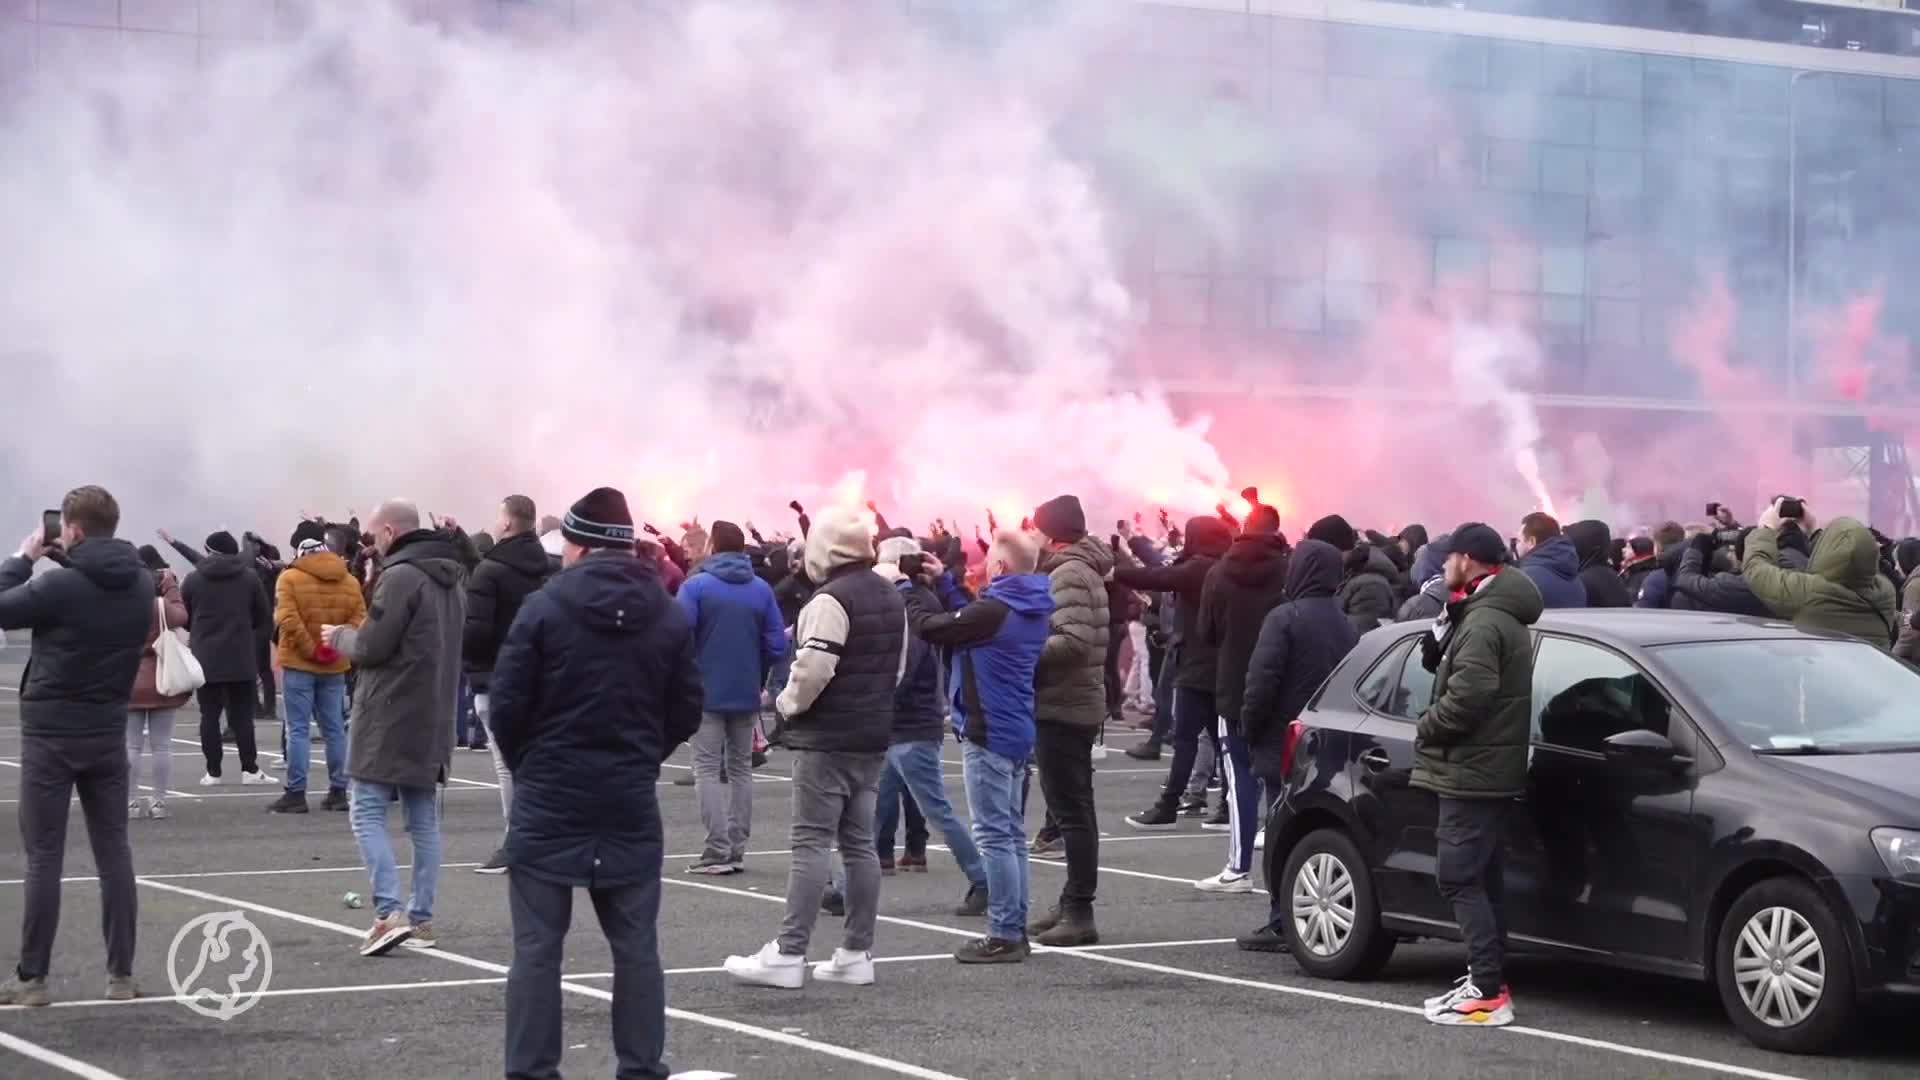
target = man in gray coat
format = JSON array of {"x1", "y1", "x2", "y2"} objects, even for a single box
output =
[
  {"x1": 1025, "y1": 494, "x2": 1111, "y2": 947},
  {"x1": 322, "y1": 499, "x2": 466, "y2": 958}
]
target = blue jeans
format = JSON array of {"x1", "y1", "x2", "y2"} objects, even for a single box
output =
[
  {"x1": 878, "y1": 740, "x2": 984, "y2": 886},
  {"x1": 350, "y1": 780, "x2": 441, "y2": 924},
  {"x1": 282, "y1": 670, "x2": 347, "y2": 796},
  {"x1": 961, "y1": 741, "x2": 1028, "y2": 942}
]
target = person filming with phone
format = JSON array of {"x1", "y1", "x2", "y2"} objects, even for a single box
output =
[
  {"x1": 0, "y1": 487, "x2": 154, "y2": 1006},
  {"x1": 1742, "y1": 496, "x2": 1898, "y2": 652}
]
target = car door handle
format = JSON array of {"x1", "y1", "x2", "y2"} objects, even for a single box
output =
[{"x1": 1360, "y1": 749, "x2": 1392, "y2": 772}]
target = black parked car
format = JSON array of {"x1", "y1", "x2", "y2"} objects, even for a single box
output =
[{"x1": 1263, "y1": 610, "x2": 1920, "y2": 1053}]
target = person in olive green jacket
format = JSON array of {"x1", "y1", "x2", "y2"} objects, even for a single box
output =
[
  {"x1": 1742, "y1": 499, "x2": 1898, "y2": 654},
  {"x1": 1411, "y1": 524, "x2": 1542, "y2": 1029}
]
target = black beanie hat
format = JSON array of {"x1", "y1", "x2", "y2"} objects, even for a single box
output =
[
  {"x1": 562, "y1": 487, "x2": 636, "y2": 549},
  {"x1": 205, "y1": 531, "x2": 239, "y2": 556},
  {"x1": 1033, "y1": 494, "x2": 1087, "y2": 543},
  {"x1": 1447, "y1": 523, "x2": 1509, "y2": 567},
  {"x1": 137, "y1": 544, "x2": 167, "y2": 573},
  {"x1": 290, "y1": 519, "x2": 326, "y2": 551},
  {"x1": 709, "y1": 520, "x2": 746, "y2": 554},
  {"x1": 1307, "y1": 514, "x2": 1357, "y2": 553}
]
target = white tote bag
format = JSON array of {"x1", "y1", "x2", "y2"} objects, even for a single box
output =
[{"x1": 153, "y1": 596, "x2": 206, "y2": 696}]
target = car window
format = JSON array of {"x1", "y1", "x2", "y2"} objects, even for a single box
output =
[
  {"x1": 1531, "y1": 636, "x2": 1672, "y2": 753},
  {"x1": 1354, "y1": 639, "x2": 1413, "y2": 712},
  {"x1": 1384, "y1": 641, "x2": 1436, "y2": 721},
  {"x1": 1654, "y1": 638, "x2": 1920, "y2": 751}
]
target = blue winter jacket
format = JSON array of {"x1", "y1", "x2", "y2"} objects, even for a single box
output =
[
  {"x1": 675, "y1": 551, "x2": 788, "y2": 714},
  {"x1": 904, "y1": 572, "x2": 1053, "y2": 762},
  {"x1": 1518, "y1": 535, "x2": 1586, "y2": 609},
  {"x1": 490, "y1": 552, "x2": 703, "y2": 887}
]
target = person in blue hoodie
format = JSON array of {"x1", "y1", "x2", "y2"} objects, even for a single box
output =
[
  {"x1": 906, "y1": 531, "x2": 1054, "y2": 965},
  {"x1": 676, "y1": 520, "x2": 788, "y2": 876},
  {"x1": 1514, "y1": 513, "x2": 1585, "y2": 609}
]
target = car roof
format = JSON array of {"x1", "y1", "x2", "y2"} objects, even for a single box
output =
[
  {"x1": 1357, "y1": 609, "x2": 1843, "y2": 652},
  {"x1": 1520, "y1": 609, "x2": 1835, "y2": 648}
]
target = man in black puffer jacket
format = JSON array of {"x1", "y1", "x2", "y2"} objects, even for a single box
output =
[
  {"x1": 1672, "y1": 529, "x2": 1771, "y2": 617},
  {"x1": 183, "y1": 531, "x2": 273, "y2": 785},
  {"x1": 1193, "y1": 506, "x2": 1291, "y2": 892},
  {"x1": 1565, "y1": 519, "x2": 1631, "y2": 608},
  {"x1": 1117, "y1": 515, "x2": 1233, "y2": 831},
  {"x1": 463, "y1": 495, "x2": 555, "y2": 873},
  {"x1": 0, "y1": 487, "x2": 151, "y2": 1005}
]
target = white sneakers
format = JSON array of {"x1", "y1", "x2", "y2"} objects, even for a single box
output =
[
  {"x1": 812, "y1": 948, "x2": 874, "y2": 986},
  {"x1": 723, "y1": 942, "x2": 874, "y2": 989},
  {"x1": 1195, "y1": 870, "x2": 1253, "y2": 894},
  {"x1": 1254, "y1": 828, "x2": 1265, "y2": 850},
  {"x1": 203, "y1": 770, "x2": 276, "y2": 786},
  {"x1": 723, "y1": 942, "x2": 806, "y2": 989}
]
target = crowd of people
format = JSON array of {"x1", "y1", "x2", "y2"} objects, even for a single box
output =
[{"x1": 0, "y1": 480, "x2": 1907, "y2": 1074}]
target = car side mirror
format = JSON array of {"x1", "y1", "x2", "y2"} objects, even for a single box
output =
[{"x1": 1602, "y1": 729, "x2": 1687, "y2": 771}]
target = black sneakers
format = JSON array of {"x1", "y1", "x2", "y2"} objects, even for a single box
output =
[
  {"x1": 474, "y1": 846, "x2": 509, "y2": 875},
  {"x1": 820, "y1": 890, "x2": 846, "y2": 917},
  {"x1": 1124, "y1": 741, "x2": 1162, "y2": 761},
  {"x1": 1176, "y1": 795, "x2": 1208, "y2": 816},
  {"x1": 954, "y1": 883, "x2": 989, "y2": 917},
  {"x1": 1126, "y1": 803, "x2": 1179, "y2": 831},
  {"x1": 1236, "y1": 926, "x2": 1290, "y2": 953},
  {"x1": 266, "y1": 793, "x2": 308, "y2": 814},
  {"x1": 1202, "y1": 801, "x2": 1230, "y2": 829},
  {"x1": 321, "y1": 789, "x2": 350, "y2": 812},
  {"x1": 954, "y1": 936, "x2": 1030, "y2": 964}
]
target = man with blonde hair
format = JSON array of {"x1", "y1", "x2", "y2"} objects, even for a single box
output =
[{"x1": 906, "y1": 530, "x2": 1055, "y2": 963}]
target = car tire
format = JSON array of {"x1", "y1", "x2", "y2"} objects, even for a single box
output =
[
  {"x1": 1714, "y1": 876, "x2": 1857, "y2": 1054},
  {"x1": 1280, "y1": 827, "x2": 1395, "y2": 980}
]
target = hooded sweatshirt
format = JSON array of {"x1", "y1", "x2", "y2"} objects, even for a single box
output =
[
  {"x1": 775, "y1": 507, "x2": 907, "y2": 753},
  {"x1": 1744, "y1": 518, "x2": 1899, "y2": 652},
  {"x1": 0, "y1": 538, "x2": 156, "y2": 739},
  {"x1": 906, "y1": 572, "x2": 1055, "y2": 761},
  {"x1": 1517, "y1": 534, "x2": 1586, "y2": 609},
  {"x1": 1396, "y1": 538, "x2": 1451, "y2": 623},
  {"x1": 675, "y1": 550, "x2": 788, "y2": 714},
  {"x1": 1239, "y1": 540, "x2": 1358, "y2": 778},
  {"x1": 182, "y1": 551, "x2": 273, "y2": 684},
  {"x1": 1337, "y1": 543, "x2": 1404, "y2": 633},
  {"x1": 1565, "y1": 520, "x2": 1631, "y2": 608},
  {"x1": 1113, "y1": 515, "x2": 1233, "y2": 692},
  {"x1": 1198, "y1": 531, "x2": 1292, "y2": 732}
]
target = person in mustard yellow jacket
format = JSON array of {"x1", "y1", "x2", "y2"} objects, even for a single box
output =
[{"x1": 270, "y1": 524, "x2": 366, "y2": 813}]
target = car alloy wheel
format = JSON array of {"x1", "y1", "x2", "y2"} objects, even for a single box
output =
[
  {"x1": 1732, "y1": 906, "x2": 1825, "y2": 1028},
  {"x1": 1291, "y1": 851, "x2": 1357, "y2": 958}
]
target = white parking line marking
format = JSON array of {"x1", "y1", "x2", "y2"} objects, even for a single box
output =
[
  {"x1": 667, "y1": 877, "x2": 1809, "y2": 1080},
  {"x1": 135, "y1": 879, "x2": 970, "y2": 1080},
  {"x1": 0, "y1": 1030, "x2": 127, "y2": 1080}
]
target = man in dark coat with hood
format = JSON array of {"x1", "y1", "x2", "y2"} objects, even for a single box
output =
[
  {"x1": 0, "y1": 487, "x2": 151, "y2": 1006},
  {"x1": 1515, "y1": 513, "x2": 1584, "y2": 609},
  {"x1": 1117, "y1": 514, "x2": 1232, "y2": 831},
  {"x1": 182, "y1": 531, "x2": 274, "y2": 785},
  {"x1": 321, "y1": 499, "x2": 467, "y2": 958},
  {"x1": 1565, "y1": 520, "x2": 1631, "y2": 608},
  {"x1": 1193, "y1": 505, "x2": 1290, "y2": 893},
  {"x1": 1397, "y1": 535, "x2": 1452, "y2": 623},
  {"x1": 463, "y1": 494, "x2": 555, "y2": 873},
  {"x1": 489, "y1": 486, "x2": 702, "y2": 1080},
  {"x1": 1233, "y1": 539, "x2": 1359, "y2": 951}
]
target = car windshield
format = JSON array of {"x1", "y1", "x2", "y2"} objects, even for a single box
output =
[{"x1": 1654, "y1": 639, "x2": 1920, "y2": 751}]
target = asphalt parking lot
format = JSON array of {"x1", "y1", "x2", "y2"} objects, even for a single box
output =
[{"x1": 0, "y1": 637, "x2": 1917, "y2": 1079}]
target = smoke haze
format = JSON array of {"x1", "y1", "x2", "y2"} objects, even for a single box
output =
[{"x1": 1, "y1": 0, "x2": 1914, "y2": 544}]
